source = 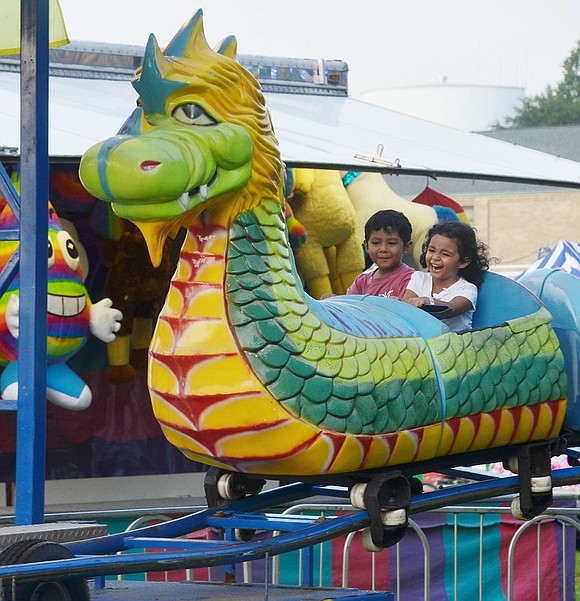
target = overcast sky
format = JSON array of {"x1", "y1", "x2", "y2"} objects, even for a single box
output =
[{"x1": 58, "y1": 0, "x2": 580, "y2": 98}]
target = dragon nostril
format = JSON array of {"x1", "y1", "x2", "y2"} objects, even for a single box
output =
[{"x1": 140, "y1": 160, "x2": 161, "y2": 172}]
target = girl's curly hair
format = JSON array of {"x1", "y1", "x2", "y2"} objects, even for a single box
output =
[{"x1": 420, "y1": 221, "x2": 490, "y2": 286}]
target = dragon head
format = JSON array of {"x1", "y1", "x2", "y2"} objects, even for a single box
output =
[{"x1": 79, "y1": 10, "x2": 281, "y2": 265}]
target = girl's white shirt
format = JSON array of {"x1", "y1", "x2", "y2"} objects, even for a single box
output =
[{"x1": 406, "y1": 271, "x2": 478, "y2": 332}]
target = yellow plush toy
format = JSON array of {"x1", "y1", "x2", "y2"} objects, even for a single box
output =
[
  {"x1": 341, "y1": 171, "x2": 438, "y2": 270},
  {"x1": 289, "y1": 169, "x2": 364, "y2": 298}
]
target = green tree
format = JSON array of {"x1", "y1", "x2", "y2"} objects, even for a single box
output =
[{"x1": 497, "y1": 40, "x2": 580, "y2": 128}]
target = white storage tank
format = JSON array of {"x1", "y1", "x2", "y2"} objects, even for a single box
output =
[{"x1": 359, "y1": 83, "x2": 525, "y2": 132}]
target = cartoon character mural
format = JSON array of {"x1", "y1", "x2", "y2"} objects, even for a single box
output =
[
  {"x1": 79, "y1": 10, "x2": 580, "y2": 486},
  {"x1": 0, "y1": 171, "x2": 123, "y2": 410}
]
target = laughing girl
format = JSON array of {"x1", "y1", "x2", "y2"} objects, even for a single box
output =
[{"x1": 403, "y1": 221, "x2": 490, "y2": 331}]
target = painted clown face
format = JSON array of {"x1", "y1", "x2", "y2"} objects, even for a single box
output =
[{"x1": 0, "y1": 202, "x2": 91, "y2": 364}]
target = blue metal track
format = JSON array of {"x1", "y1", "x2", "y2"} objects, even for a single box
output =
[{"x1": 2, "y1": 468, "x2": 580, "y2": 584}]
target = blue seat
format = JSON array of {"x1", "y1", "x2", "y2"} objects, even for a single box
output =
[{"x1": 471, "y1": 271, "x2": 543, "y2": 329}]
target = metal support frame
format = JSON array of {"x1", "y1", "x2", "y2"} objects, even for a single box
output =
[{"x1": 13, "y1": 0, "x2": 49, "y2": 525}]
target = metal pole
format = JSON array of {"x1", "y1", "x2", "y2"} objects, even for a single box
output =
[{"x1": 15, "y1": 0, "x2": 49, "y2": 525}]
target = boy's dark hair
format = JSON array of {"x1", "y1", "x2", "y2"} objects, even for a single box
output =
[
  {"x1": 364, "y1": 210, "x2": 413, "y2": 244},
  {"x1": 420, "y1": 221, "x2": 490, "y2": 286}
]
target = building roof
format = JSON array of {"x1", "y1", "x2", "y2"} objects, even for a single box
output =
[
  {"x1": 1, "y1": 43, "x2": 580, "y2": 189},
  {"x1": 480, "y1": 125, "x2": 580, "y2": 163}
]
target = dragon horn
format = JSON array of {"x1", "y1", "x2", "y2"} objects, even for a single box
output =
[
  {"x1": 214, "y1": 35, "x2": 238, "y2": 59},
  {"x1": 164, "y1": 8, "x2": 211, "y2": 59},
  {"x1": 116, "y1": 108, "x2": 143, "y2": 136},
  {"x1": 133, "y1": 34, "x2": 184, "y2": 114},
  {"x1": 138, "y1": 34, "x2": 169, "y2": 78}
]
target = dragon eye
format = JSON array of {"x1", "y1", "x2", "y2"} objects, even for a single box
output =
[{"x1": 172, "y1": 103, "x2": 217, "y2": 126}]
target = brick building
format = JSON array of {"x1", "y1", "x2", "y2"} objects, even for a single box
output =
[{"x1": 387, "y1": 124, "x2": 580, "y2": 275}]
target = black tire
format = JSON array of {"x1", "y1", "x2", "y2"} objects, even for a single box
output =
[{"x1": 0, "y1": 539, "x2": 90, "y2": 601}]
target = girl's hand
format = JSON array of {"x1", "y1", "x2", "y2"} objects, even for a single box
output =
[{"x1": 407, "y1": 296, "x2": 431, "y2": 308}]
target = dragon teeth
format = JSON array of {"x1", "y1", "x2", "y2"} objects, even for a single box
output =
[
  {"x1": 183, "y1": 179, "x2": 213, "y2": 206},
  {"x1": 179, "y1": 192, "x2": 190, "y2": 210}
]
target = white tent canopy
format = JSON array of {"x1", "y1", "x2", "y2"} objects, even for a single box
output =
[
  {"x1": 516, "y1": 240, "x2": 580, "y2": 280},
  {"x1": 2, "y1": 71, "x2": 580, "y2": 187}
]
